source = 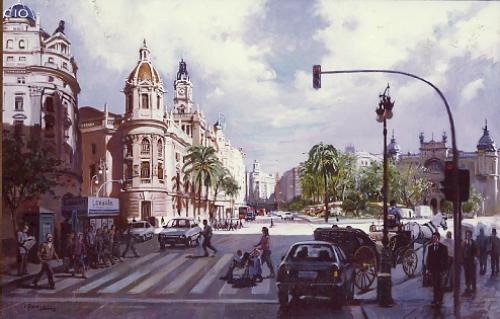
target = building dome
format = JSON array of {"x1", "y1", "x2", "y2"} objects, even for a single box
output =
[
  {"x1": 127, "y1": 39, "x2": 162, "y2": 84},
  {"x1": 388, "y1": 132, "x2": 401, "y2": 157},
  {"x1": 4, "y1": 2, "x2": 36, "y2": 23},
  {"x1": 477, "y1": 121, "x2": 496, "y2": 152}
]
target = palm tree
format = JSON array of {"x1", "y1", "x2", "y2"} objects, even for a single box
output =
[
  {"x1": 171, "y1": 173, "x2": 185, "y2": 216},
  {"x1": 309, "y1": 142, "x2": 338, "y2": 222},
  {"x1": 211, "y1": 166, "x2": 231, "y2": 222},
  {"x1": 222, "y1": 176, "x2": 240, "y2": 218},
  {"x1": 182, "y1": 145, "x2": 222, "y2": 220}
]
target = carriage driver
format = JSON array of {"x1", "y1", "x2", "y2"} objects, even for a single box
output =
[{"x1": 387, "y1": 200, "x2": 402, "y2": 230}]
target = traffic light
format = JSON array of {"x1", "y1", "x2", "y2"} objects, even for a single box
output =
[
  {"x1": 313, "y1": 65, "x2": 321, "y2": 89},
  {"x1": 441, "y1": 161, "x2": 470, "y2": 202}
]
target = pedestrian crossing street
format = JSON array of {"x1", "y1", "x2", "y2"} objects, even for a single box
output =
[{"x1": 9, "y1": 252, "x2": 278, "y2": 300}]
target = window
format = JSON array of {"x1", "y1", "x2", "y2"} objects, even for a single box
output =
[
  {"x1": 157, "y1": 140, "x2": 163, "y2": 157},
  {"x1": 19, "y1": 56, "x2": 26, "y2": 61},
  {"x1": 15, "y1": 96, "x2": 24, "y2": 111},
  {"x1": 62, "y1": 62, "x2": 68, "y2": 70},
  {"x1": 44, "y1": 97, "x2": 54, "y2": 112},
  {"x1": 126, "y1": 142, "x2": 132, "y2": 156},
  {"x1": 141, "y1": 162, "x2": 150, "y2": 178},
  {"x1": 6, "y1": 56, "x2": 14, "y2": 62},
  {"x1": 141, "y1": 138, "x2": 150, "y2": 154},
  {"x1": 158, "y1": 163, "x2": 164, "y2": 180},
  {"x1": 126, "y1": 95, "x2": 132, "y2": 113},
  {"x1": 91, "y1": 144, "x2": 96, "y2": 155},
  {"x1": 125, "y1": 160, "x2": 133, "y2": 179},
  {"x1": 89, "y1": 164, "x2": 96, "y2": 181},
  {"x1": 61, "y1": 43, "x2": 67, "y2": 54},
  {"x1": 17, "y1": 77, "x2": 25, "y2": 84},
  {"x1": 141, "y1": 94, "x2": 149, "y2": 109},
  {"x1": 175, "y1": 152, "x2": 181, "y2": 162},
  {"x1": 48, "y1": 76, "x2": 54, "y2": 82},
  {"x1": 48, "y1": 57, "x2": 54, "y2": 63},
  {"x1": 6, "y1": 39, "x2": 13, "y2": 49},
  {"x1": 19, "y1": 40, "x2": 25, "y2": 49},
  {"x1": 157, "y1": 95, "x2": 161, "y2": 109},
  {"x1": 14, "y1": 120, "x2": 24, "y2": 136},
  {"x1": 44, "y1": 115, "x2": 55, "y2": 137}
]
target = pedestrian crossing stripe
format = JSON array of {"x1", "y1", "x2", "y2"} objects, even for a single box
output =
[
  {"x1": 129, "y1": 255, "x2": 188, "y2": 294},
  {"x1": 99, "y1": 253, "x2": 178, "y2": 293},
  {"x1": 190, "y1": 254, "x2": 232, "y2": 294},
  {"x1": 159, "y1": 257, "x2": 213, "y2": 294},
  {"x1": 251, "y1": 279, "x2": 270, "y2": 295},
  {"x1": 76, "y1": 253, "x2": 159, "y2": 293}
]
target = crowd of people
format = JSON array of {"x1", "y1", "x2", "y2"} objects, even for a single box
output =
[{"x1": 426, "y1": 227, "x2": 500, "y2": 307}]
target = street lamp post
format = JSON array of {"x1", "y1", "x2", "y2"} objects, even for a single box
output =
[
  {"x1": 375, "y1": 84, "x2": 395, "y2": 307},
  {"x1": 313, "y1": 67, "x2": 462, "y2": 317}
]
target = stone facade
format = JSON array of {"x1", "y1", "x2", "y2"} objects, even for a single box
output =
[
  {"x1": 246, "y1": 160, "x2": 276, "y2": 206},
  {"x1": 2, "y1": 2, "x2": 82, "y2": 238}
]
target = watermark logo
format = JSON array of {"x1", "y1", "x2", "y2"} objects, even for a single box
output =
[{"x1": 3, "y1": 5, "x2": 33, "y2": 19}]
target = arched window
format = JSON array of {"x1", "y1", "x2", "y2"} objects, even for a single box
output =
[
  {"x1": 158, "y1": 163, "x2": 164, "y2": 180},
  {"x1": 141, "y1": 162, "x2": 150, "y2": 178},
  {"x1": 44, "y1": 115, "x2": 55, "y2": 137},
  {"x1": 141, "y1": 94, "x2": 149, "y2": 109},
  {"x1": 48, "y1": 57, "x2": 54, "y2": 64},
  {"x1": 157, "y1": 95, "x2": 161, "y2": 109},
  {"x1": 19, "y1": 39, "x2": 25, "y2": 49},
  {"x1": 44, "y1": 97, "x2": 54, "y2": 112},
  {"x1": 157, "y1": 139, "x2": 163, "y2": 158},
  {"x1": 6, "y1": 39, "x2": 13, "y2": 49},
  {"x1": 141, "y1": 138, "x2": 150, "y2": 155},
  {"x1": 126, "y1": 95, "x2": 132, "y2": 113},
  {"x1": 126, "y1": 142, "x2": 133, "y2": 157}
]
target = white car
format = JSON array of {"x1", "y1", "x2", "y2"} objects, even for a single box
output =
[
  {"x1": 282, "y1": 212, "x2": 294, "y2": 221},
  {"x1": 274, "y1": 211, "x2": 285, "y2": 218},
  {"x1": 158, "y1": 218, "x2": 202, "y2": 249},
  {"x1": 125, "y1": 221, "x2": 155, "y2": 242}
]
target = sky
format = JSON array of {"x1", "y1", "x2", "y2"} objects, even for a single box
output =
[{"x1": 11, "y1": 0, "x2": 500, "y2": 175}]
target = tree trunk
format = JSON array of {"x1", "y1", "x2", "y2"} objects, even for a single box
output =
[
  {"x1": 197, "y1": 181, "x2": 202, "y2": 220},
  {"x1": 324, "y1": 171, "x2": 329, "y2": 223}
]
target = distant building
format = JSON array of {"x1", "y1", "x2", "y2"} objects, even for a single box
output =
[
  {"x1": 246, "y1": 160, "x2": 276, "y2": 206},
  {"x1": 398, "y1": 124, "x2": 498, "y2": 215},
  {"x1": 278, "y1": 167, "x2": 302, "y2": 203},
  {"x1": 345, "y1": 144, "x2": 382, "y2": 169}
]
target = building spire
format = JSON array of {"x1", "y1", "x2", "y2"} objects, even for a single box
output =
[{"x1": 139, "y1": 39, "x2": 150, "y2": 61}]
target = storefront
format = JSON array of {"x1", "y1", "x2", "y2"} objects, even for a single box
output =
[{"x1": 62, "y1": 197, "x2": 120, "y2": 232}]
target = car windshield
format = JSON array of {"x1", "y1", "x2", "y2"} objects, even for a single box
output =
[
  {"x1": 288, "y1": 244, "x2": 337, "y2": 262},
  {"x1": 132, "y1": 223, "x2": 144, "y2": 229},
  {"x1": 166, "y1": 219, "x2": 189, "y2": 228}
]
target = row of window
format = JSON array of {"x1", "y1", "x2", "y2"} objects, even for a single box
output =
[
  {"x1": 5, "y1": 39, "x2": 26, "y2": 49},
  {"x1": 122, "y1": 162, "x2": 164, "y2": 180},
  {"x1": 124, "y1": 138, "x2": 164, "y2": 157},
  {"x1": 5, "y1": 56, "x2": 69, "y2": 70},
  {"x1": 126, "y1": 94, "x2": 162, "y2": 112},
  {"x1": 12, "y1": 118, "x2": 69, "y2": 139}
]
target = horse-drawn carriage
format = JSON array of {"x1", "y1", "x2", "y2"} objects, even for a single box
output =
[{"x1": 314, "y1": 225, "x2": 419, "y2": 292}]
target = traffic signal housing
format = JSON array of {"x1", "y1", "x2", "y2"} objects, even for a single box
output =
[
  {"x1": 441, "y1": 161, "x2": 470, "y2": 202},
  {"x1": 313, "y1": 65, "x2": 321, "y2": 89}
]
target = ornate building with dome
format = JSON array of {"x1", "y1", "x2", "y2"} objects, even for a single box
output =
[
  {"x1": 79, "y1": 42, "x2": 246, "y2": 225},
  {"x1": 397, "y1": 123, "x2": 499, "y2": 215},
  {"x1": 2, "y1": 1, "x2": 82, "y2": 239}
]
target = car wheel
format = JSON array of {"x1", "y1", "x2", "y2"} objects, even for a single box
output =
[{"x1": 278, "y1": 287, "x2": 289, "y2": 307}]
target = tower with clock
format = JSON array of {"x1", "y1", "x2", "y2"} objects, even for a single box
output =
[{"x1": 173, "y1": 59, "x2": 193, "y2": 114}]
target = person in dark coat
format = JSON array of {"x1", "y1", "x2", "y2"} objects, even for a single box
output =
[
  {"x1": 426, "y1": 232, "x2": 448, "y2": 307},
  {"x1": 476, "y1": 228, "x2": 488, "y2": 275},
  {"x1": 201, "y1": 219, "x2": 217, "y2": 257},
  {"x1": 462, "y1": 230, "x2": 478, "y2": 294},
  {"x1": 121, "y1": 224, "x2": 139, "y2": 258},
  {"x1": 32, "y1": 233, "x2": 60, "y2": 289},
  {"x1": 488, "y1": 228, "x2": 500, "y2": 277}
]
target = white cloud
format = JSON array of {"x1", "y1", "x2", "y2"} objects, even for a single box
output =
[{"x1": 461, "y1": 78, "x2": 484, "y2": 102}]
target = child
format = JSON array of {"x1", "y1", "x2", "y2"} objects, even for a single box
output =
[{"x1": 220, "y1": 250, "x2": 245, "y2": 282}]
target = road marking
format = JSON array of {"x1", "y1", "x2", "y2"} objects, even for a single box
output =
[
  {"x1": 251, "y1": 278, "x2": 271, "y2": 295},
  {"x1": 159, "y1": 257, "x2": 212, "y2": 294},
  {"x1": 129, "y1": 254, "x2": 186, "y2": 294},
  {"x1": 2, "y1": 296, "x2": 279, "y2": 304},
  {"x1": 38, "y1": 277, "x2": 83, "y2": 294},
  {"x1": 190, "y1": 254, "x2": 232, "y2": 294},
  {"x1": 99, "y1": 254, "x2": 177, "y2": 293},
  {"x1": 76, "y1": 253, "x2": 158, "y2": 293},
  {"x1": 218, "y1": 282, "x2": 239, "y2": 295}
]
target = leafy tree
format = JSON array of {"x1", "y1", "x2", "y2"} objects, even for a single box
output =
[
  {"x1": 462, "y1": 187, "x2": 481, "y2": 214},
  {"x1": 2, "y1": 132, "x2": 61, "y2": 248},
  {"x1": 394, "y1": 163, "x2": 432, "y2": 208},
  {"x1": 210, "y1": 166, "x2": 231, "y2": 221},
  {"x1": 221, "y1": 175, "x2": 240, "y2": 218}
]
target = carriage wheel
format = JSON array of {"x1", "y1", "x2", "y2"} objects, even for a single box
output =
[
  {"x1": 353, "y1": 246, "x2": 377, "y2": 292},
  {"x1": 402, "y1": 249, "x2": 418, "y2": 277}
]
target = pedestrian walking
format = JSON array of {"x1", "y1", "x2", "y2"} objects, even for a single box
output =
[
  {"x1": 201, "y1": 219, "x2": 217, "y2": 257},
  {"x1": 121, "y1": 224, "x2": 140, "y2": 258},
  {"x1": 441, "y1": 231, "x2": 454, "y2": 291},
  {"x1": 32, "y1": 233, "x2": 60, "y2": 289},
  {"x1": 85, "y1": 226, "x2": 96, "y2": 268},
  {"x1": 476, "y1": 228, "x2": 488, "y2": 275},
  {"x1": 426, "y1": 232, "x2": 448, "y2": 307},
  {"x1": 462, "y1": 230, "x2": 478, "y2": 294},
  {"x1": 17, "y1": 224, "x2": 34, "y2": 276},
  {"x1": 254, "y1": 226, "x2": 275, "y2": 278},
  {"x1": 111, "y1": 226, "x2": 123, "y2": 262},
  {"x1": 73, "y1": 232, "x2": 87, "y2": 278},
  {"x1": 488, "y1": 228, "x2": 500, "y2": 277}
]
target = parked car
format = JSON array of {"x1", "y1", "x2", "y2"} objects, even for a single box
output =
[
  {"x1": 282, "y1": 212, "x2": 294, "y2": 221},
  {"x1": 158, "y1": 218, "x2": 201, "y2": 249},
  {"x1": 245, "y1": 210, "x2": 256, "y2": 221},
  {"x1": 276, "y1": 241, "x2": 355, "y2": 308},
  {"x1": 124, "y1": 221, "x2": 154, "y2": 242}
]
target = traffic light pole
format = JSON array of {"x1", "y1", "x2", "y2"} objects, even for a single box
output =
[{"x1": 317, "y1": 68, "x2": 461, "y2": 317}]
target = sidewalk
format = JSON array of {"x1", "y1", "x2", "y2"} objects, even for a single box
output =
[
  {"x1": 359, "y1": 271, "x2": 500, "y2": 318},
  {"x1": 0, "y1": 258, "x2": 40, "y2": 288}
]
